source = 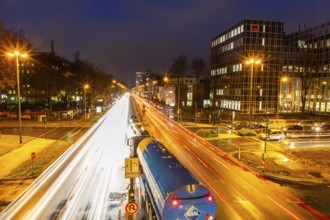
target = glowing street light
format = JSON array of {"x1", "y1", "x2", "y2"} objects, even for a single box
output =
[
  {"x1": 84, "y1": 84, "x2": 89, "y2": 123},
  {"x1": 8, "y1": 51, "x2": 28, "y2": 143},
  {"x1": 163, "y1": 76, "x2": 169, "y2": 84},
  {"x1": 245, "y1": 58, "x2": 261, "y2": 128}
]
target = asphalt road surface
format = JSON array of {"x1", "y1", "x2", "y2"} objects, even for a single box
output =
[{"x1": 132, "y1": 93, "x2": 330, "y2": 220}]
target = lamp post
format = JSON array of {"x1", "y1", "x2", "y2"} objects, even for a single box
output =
[
  {"x1": 152, "y1": 80, "x2": 157, "y2": 99},
  {"x1": 162, "y1": 76, "x2": 170, "y2": 110},
  {"x1": 245, "y1": 58, "x2": 261, "y2": 128},
  {"x1": 282, "y1": 77, "x2": 288, "y2": 112},
  {"x1": 177, "y1": 76, "x2": 182, "y2": 122},
  {"x1": 84, "y1": 84, "x2": 89, "y2": 123},
  {"x1": 322, "y1": 81, "x2": 328, "y2": 113},
  {"x1": 8, "y1": 51, "x2": 28, "y2": 144}
]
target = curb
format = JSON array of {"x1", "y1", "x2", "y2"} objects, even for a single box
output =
[{"x1": 239, "y1": 159, "x2": 328, "y2": 186}]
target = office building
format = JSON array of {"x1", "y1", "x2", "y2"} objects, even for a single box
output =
[{"x1": 210, "y1": 19, "x2": 330, "y2": 115}]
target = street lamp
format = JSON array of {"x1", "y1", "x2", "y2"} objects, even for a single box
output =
[
  {"x1": 162, "y1": 76, "x2": 170, "y2": 109},
  {"x1": 84, "y1": 84, "x2": 89, "y2": 123},
  {"x1": 152, "y1": 80, "x2": 157, "y2": 98},
  {"x1": 245, "y1": 58, "x2": 261, "y2": 128},
  {"x1": 8, "y1": 51, "x2": 28, "y2": 144},
  {"x1": 163, "y1": 76, "x2": 169, "y2": 84}
]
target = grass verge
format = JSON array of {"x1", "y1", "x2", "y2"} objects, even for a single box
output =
[{"x1": 0, "y1": 140, "x2": 70, "y2": 212}]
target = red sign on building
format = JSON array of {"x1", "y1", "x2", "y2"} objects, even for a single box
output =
[{"x1": 251, "y1": 24, "x2": 259, "y2": 32}]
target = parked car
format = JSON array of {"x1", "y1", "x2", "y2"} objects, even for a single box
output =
[
  {"x1": 260, "y1": 119, "x2": 286, "y2": 129},
  {"x1": 258, "y1": 129, "x2": 285, "y2": 141},
  {"x1": 282, "y1": 124, "x2": 304, "y2": 135},
  {"x1": 227, "y1": 121, "x2": 249, "y2": 130},
  {"x1": 250, "y1": 122, "x2": 266, "y2": 129}
]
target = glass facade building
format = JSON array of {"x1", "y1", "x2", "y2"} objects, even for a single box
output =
[
  {"x1": 284, "y1": 22, "x2": 330, "y2": 114},
  {"x1": 210, "y1": 19, "x2": 330, "y2": 115}
]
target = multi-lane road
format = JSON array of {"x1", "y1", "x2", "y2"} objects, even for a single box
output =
[
  {"x1": 132, "y1": 93, "x2": 329, "y2": 219},
  {"x1": 0, "y1": 94, "x2": 132, "y2": 219},
  {"x1": 1, "y1": 93, "x2": 329, "y2": 219}
]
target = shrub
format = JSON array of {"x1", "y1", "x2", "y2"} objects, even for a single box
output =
[{"x1": 238, "y1": 129, "x2": 256, "y2": 136}]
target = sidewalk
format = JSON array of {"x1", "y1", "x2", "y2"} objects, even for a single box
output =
[
  {"x1": 0, "y1": 136, "x2": 56, "y2": 177},
  {"x1": 0, "y1": 116, "x2": 95, "y2": 212},
  {"x1": 0, "y1": 117, "x2": 88, "y2": 128},
  {"x1": 0, "y1": 117, "x2": 91, "y2": 178}
]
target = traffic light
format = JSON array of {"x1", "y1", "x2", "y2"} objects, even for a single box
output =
[{"x1": 128, "y1": 188, "x2": 135, "y2": 202}]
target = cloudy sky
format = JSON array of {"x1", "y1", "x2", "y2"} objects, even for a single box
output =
[{"x1": 1, "y1": 0, "x2": 330, "y2": 87}]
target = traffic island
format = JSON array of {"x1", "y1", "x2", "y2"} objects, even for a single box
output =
[{"x1": 235, "y1": 150, "x2": 330, "y2": 185}]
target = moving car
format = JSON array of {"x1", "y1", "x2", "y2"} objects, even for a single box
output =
[{"x1": 258, "y1": 129, "x2": 285, "y2": 141}]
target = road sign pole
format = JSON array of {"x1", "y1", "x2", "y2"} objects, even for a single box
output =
[
  {"x1": 236, "y1": 141, "x2": 240, "y2": 160},
  {"x1": 262, "y1": 153, "x2": 265, "y2": 173},
  {"x1": 238, "y1": 145, "x2": 241, "y2": 160},
  {"x1": 264, "y1": 117, "x2": 269, "y2": 154},
  {"x1": 261, "y1": 117, "x2": 269, "y2": 173},
  {"x1": 31, "y1": 158, "x2": 34, "y2": 176},
  {"x1": 31, "y1": 152, "x2": 36, "y2": 176}
]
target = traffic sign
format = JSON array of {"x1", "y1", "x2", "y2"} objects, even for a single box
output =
[
  {"x1": 125, "y1": 202, "x2": 139, "y2": 215},
  {"x1": 31, "y1": 152, "x2": 36, "y2": 160},
  {"x1": 125, "y1": 158, "x2": 140, "y2": 179}
]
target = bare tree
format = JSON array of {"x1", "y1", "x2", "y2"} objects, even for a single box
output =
[
  {"x1": 169, "y1": 55, "x2": 189, "y2": 76},
  {"x1": 0, "y1": 21, "x2": 31, "y2": 89},
  {"x1": 298, "y1": 48, "x2": 318, "y2": 113},
  {"x1": 169, "y1": 55, "x2": 189, "y2": 113},
  {"x1": 191, "y1": 58, "x2": 206, "y2": 78}
]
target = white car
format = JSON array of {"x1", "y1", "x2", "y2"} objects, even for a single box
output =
[{"x1": 258, "y1": 129, "x2": 285, "y2": 141}]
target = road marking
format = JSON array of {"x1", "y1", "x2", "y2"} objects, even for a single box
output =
[{"x1": 265, "y1": 194, "x2": 301, "y2": 220}]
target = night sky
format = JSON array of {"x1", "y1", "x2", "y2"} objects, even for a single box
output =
[{"x1": 1, "y1": 0, "x2": 330, "y2": 86}]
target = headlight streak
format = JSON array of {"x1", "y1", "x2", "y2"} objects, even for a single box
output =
[
  {"x1": 143, "y1": 110, "x2": 242, "y2": 217},
  {"x1": 144, "y1": 111, "x2": 306, "y2": 219},
  {"x1": 3, "y1": 95, "x2": 131, "y2": 220},
  {"x1": 265, "y1": 194, "x2": 302, "y2": 220},
  {"x1": 131, "y1": 94, "x2": 328, "y2": 219}
]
